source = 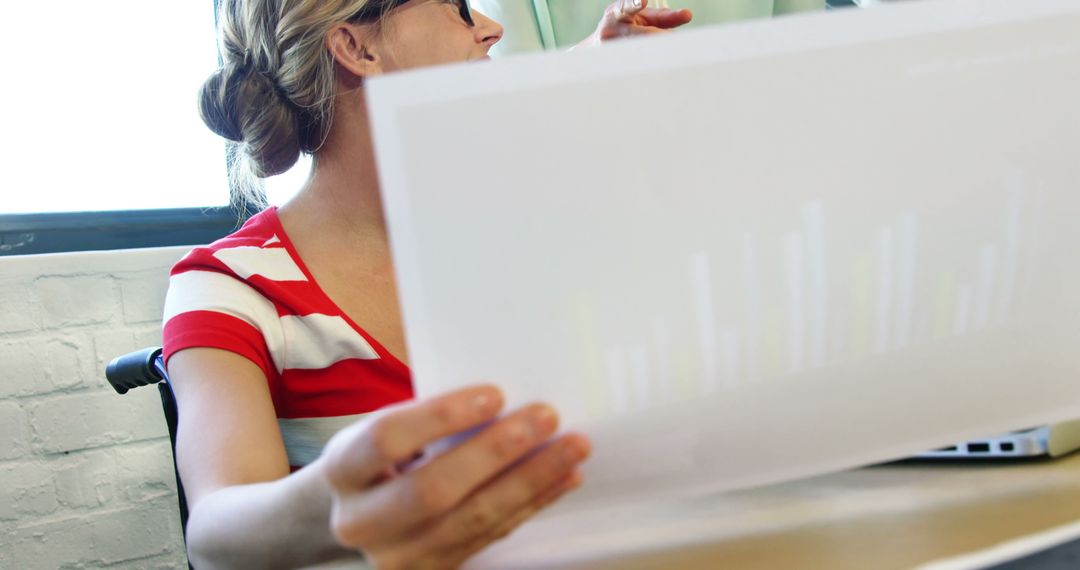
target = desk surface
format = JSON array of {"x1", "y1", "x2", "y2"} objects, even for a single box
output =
[{"x1": 529, "y1": 452, "x2": 1080, "y2": 569}]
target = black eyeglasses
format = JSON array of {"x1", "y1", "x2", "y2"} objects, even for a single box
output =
[{"x1": 350, "y1": 0, "x2": 474, "y2": 27}]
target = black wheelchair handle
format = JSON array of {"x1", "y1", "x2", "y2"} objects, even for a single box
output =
[{"x1": 105, "y1": 347, "x2": 165, "y2": 395}]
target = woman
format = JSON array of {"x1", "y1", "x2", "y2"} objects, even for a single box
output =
[{"x1": 165, "y1": 0, "x2": 691, "y2": 568}]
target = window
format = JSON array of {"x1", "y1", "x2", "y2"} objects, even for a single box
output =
[
  {"x1": 6, "y1": 2, "x2": 224, "y2": 213},
  {"x1": 2, "y1": 0, "x2": 863, "y2": 255},
  {"x1": 0, "y1": 1, "x2": 307, "y2": 255}
]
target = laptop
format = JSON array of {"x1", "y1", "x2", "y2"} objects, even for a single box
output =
[{"x1": 917, "y1": 419, "x2": 1080, "y2": 459}]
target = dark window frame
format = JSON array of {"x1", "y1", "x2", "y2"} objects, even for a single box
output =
[{"x1": 0, "y1": 207, "x2": 245, "y2": 257}]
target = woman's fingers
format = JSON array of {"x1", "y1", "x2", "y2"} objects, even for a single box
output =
[
  {"x1": 635, "y1": 8, "x2": 693, "y2": 29},
  {"x1": 422, "y1": 433, "x2": 591, "y2": 552},
  {"x1": 323, "y1": 385, "x2": 504, "y2": 492},
  {"x1": 613, "y1": 0, "x2": 646, "y2": 22},
  {"x1": 479, "y1": 468, "x2": 585, "y2": 543},
  {"x1": 394, "y1": 436, "x2": 589, "y2": 568},
  {"x1": 431, "y1": 470, "x2": 586, "y2": 569},
  {"x1": 335, "y1": 403, "x2": 564, "y2": 545},
  {"x1": 323, "y1": 390, "x2": 592, "y2": 561},
  {"x1": 603, "y1": 1, "x2": 693, "y2": 41}
]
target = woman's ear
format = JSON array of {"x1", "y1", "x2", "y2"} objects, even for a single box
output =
[{"x1": 326, "y1": 22, "x2": 382, "y2": 79}]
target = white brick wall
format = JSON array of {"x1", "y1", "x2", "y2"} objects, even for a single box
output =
[{"x1": 0, "y1": 246, "x2": 191, "y2": 569}]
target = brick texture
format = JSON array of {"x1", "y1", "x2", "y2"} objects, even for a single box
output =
[
  {"x1": 119, "y1": 270, "x2": 171, "y2": 325},
  {"x1": 0, "y1": 336, "x2": 92, "y2": 399},
  {"x1": 28, "y1": 389, "x2": 168, "y2": 455},
  {"x1": 7, "y1": 500, "x2": 184, "y2": 568},
  {"x1": 0, "y1": 401, "x2": 30, "y2": 460},
  {"x1": 92, "y1": 327, "x2": 164, "y2": 392},
  {"x1": 0, "y1": 463, "x2": 58, "y2": 520},
  {"x1": 35, "y1": 274, "x2": 120, "y2": 328},
  {"x1": 0, "y1": 246, "x2": 191, "y2": 568},
  {"x1": 54, "y1": 441, "x2": 177, "y2": 511},
  {"x1": 0, "y1": 283, "x2": 41, "y2": 334}
]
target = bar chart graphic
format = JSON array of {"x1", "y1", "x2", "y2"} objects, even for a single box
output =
[{"x1": 571, "y1": 170, "x2": 1038, "y2": 417}]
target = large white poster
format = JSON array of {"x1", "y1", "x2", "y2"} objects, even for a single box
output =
[{"x1": 369, "y1": 0, "x2": 1080, "y2": 563}]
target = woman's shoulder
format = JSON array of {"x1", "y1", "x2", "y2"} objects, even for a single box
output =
[
  {"x1": 162, "y1": 207, "x2": 292, "y2": 382},
  {"x1": 171, "y1": 207, "x2": 296, "y2": 280}
]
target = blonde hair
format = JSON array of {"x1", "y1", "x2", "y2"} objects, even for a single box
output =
[{"x1": 198, "y1": 0, "x2": 383, "y2": 209}]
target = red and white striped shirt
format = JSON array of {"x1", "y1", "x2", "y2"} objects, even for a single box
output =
[{"x1": 162, "y1": 207, "x2": 413, "y2": 467}]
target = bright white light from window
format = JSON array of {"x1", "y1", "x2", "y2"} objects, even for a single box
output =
[
  {"x1": 266, "y1": 155, "x2": 311, "y2": 206},
  {"x1": 0, "y1": 2, "x2": 307, "y2": 214}
]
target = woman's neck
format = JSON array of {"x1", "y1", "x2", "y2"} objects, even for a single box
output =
[
  {"x1": 274, "y1": 87, "x2": 410, "y2": 364},
  {"x1": 279, "y1": 89, "x2": 393, "y2": 271}
]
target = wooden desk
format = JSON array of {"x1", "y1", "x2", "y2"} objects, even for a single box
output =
[{"x1": 509, "y1": 453, "x2": 1080, "y2": 569}]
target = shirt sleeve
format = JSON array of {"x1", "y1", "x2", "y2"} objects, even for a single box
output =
[{"x1": 161, "y1": 263, "x2": 280, "y2": 383}]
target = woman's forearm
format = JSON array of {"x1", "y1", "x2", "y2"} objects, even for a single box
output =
[{"x1": 184, "y1": 458, "x2": 357, "y2": 570}]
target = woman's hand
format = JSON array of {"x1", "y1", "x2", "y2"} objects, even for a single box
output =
[
  {"x1": 576, "y1": 0, "x2": 694, "y2": 48},
  {"x1": 319, "y1": 385, "x2": 591, "y2": 569}
]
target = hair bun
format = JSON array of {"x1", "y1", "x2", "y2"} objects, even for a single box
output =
[
  {"x1": 198, "y1": 62, "x2": 302, "y2": 178},
  {"x1": 198, "y1": 64, "x2": 246, "y2": 142}
]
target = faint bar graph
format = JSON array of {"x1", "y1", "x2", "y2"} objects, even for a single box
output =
[
  {"x1": 784, "y1": 232, "x2": 806, "y2": 373},
  {"x1": 690, "y1": 252, "x2": 718, "y2": 390},
  {"x1": 874, "y1": 227, "x2": 895, "y2": 353},
  {"x1": 741, "y1": 233, "x2": 763, "y2": 382},
  {"x1": 932, "y1": 272, "x2": 956, "y2": 339},
  {"x1": 580, "y1": 169, "x2": 1034, "y2": 412},
  {"x1": 974, "y1": 245, "x2": 999, "y2": 330},
  {"x1": 802, "y1": 202, "x2": 828, "y2": 368},
  {"x1": 719, "y1": 326, "x2": 739, "y2": 386},
  {"x1": 605, "y1": 348, "x2": 629, "y2": 413},
  {"x1": 913, "y1": 311, "x2": 930, "y2": 344},
  {"x1": 893, "y1": 214, "x2": 918, "y2": 350},
  {"x1": 996, "y1": 171, "x2": 1024, "y2": 324},
  {"x1": 830, "y1": 307, "x2": 849, "y2": 363},
  {"x1": 954, "y1": 284, "x2": 973, "y2": 335},
  {"x1": 629, "y1": 346, "x2": 650, "y2": 408},
  {"x1": 653, "y1": 318, "x2": 672, "y2": 392},
  {"x1": 572, "y1": 294, "x2": 608, "y2": 417}
]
